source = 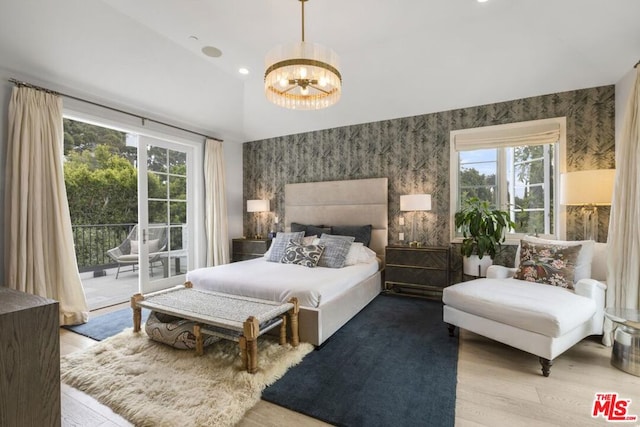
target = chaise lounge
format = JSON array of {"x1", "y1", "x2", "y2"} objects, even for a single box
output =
[{"x1": 443, "y1": 237, "x2": 606, "y2": 376}]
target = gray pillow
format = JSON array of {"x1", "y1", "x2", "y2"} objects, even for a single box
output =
[
  {"x1": 317, "y1": 234, "x2": 355, "y2": 268},
  {"x1": 267, "y1": 231, "x2": 305, "y2": 262},
  {"x1": 331, "y1": 225, "x2": 373, "y2": 247},
  {"x1": 291, "y1": 222, "x2": 331, "y2": 237}
]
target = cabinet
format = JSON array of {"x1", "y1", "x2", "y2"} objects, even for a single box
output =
[
  {"x1": 0, "y1": 288, "x2": 61, "y2": 427},
  {"x1": 384, "y1": 245, "x2": 450, "y2": 299},
  {"x1": 232, "y1": 238, "x2": 272, "y2": 262}
]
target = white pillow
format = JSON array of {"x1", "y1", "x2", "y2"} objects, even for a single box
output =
[
  {"x1": 344, "y1": 242, "x2": 364, "y2": 266},
  {"x1": 516, "y1": 236, "x2": 595, "y2": 283},
  {"x1": 343, "y1": 243, "x2": 378, "y2": 266},
  {"x1": 358, "y1": 246, "x2": 378, "y2": 263}
]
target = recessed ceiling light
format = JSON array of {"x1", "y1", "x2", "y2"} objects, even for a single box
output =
[
  {"x1": 202, "y1": 46, "x2": 222, "y2": 58},
  {"x1": 188, "y1": 35, "x2": 199, "y2": 41},
  {"x1": 477, "y1": 0, "x2": 489, "y2": 2},
  {"x1": 238, "y1": 67, "x2": 250, "y2": 75}
]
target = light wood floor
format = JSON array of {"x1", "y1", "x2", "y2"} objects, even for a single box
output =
[{"x1": 61, "y1": 304, "x2": 640, "y2": 427}]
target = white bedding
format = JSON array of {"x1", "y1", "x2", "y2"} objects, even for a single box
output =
[{"x1": 186, "y1": 257, "x2": 380, "y2": 308}]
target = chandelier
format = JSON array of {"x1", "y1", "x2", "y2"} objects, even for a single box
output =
[{"x1": 264, "y1": 0, "x2": 342, "y2": 110}]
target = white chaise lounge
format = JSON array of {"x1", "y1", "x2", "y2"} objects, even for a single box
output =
[{"x1": 443, "y1": 239, "x2": 606, "y2": 376}]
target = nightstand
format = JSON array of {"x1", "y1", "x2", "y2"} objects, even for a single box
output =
[
  {"x1": 232, "y1": 238, "x2": 272, "y2": 262},
  {"x1": 384, "y1": 245, "x2": 450, "y2": 299}
]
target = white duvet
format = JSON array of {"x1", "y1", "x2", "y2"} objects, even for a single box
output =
[{"x1": 186, "y1": 257, "x2": 380, "y2": 308}]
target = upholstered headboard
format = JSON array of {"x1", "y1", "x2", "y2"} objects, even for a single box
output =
[{"x1": 284, "y1": 178, "x2": 388, "y2": 256}]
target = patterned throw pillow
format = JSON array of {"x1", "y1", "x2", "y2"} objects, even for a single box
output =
[
  {"x1": 281, "y1": 240, "x2": 325, "y2": 268},
  {"x1": 332, "y1": 225, "x2": 373, "y2": 247},
  {"x1": 317, "y1": 234, "x2": 355, "y2": 268},
  {"x1": 513, "y1": 241, "x2": 582, "y2": 289},
  {"x1": 267, "y1": 231, "x2": 305, "y2": 262}
]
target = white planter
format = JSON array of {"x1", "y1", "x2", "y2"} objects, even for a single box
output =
[{"x1": 463, "y1": 255, "x2": 493, "y2": 277}]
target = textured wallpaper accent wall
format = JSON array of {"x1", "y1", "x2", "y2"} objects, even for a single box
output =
[{"x1": 243, "y1": 85, "x2": 615, "y2": 267}]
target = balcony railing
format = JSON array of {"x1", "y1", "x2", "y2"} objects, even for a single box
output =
[{"x1": 72, "y1": 223, "x2": 136, "y2": 272}]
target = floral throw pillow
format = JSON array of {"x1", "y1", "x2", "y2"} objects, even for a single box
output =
[
  {"x1": 513, "y1": 241, "x2": 582, "y2": 289},
  {"x1": 281, "y1": 240, "x2": 325, "y2": 268}
]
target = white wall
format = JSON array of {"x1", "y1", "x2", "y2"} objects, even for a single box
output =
[{"x1": 223, "y1": 140, "x2": 244, "y2": 249}]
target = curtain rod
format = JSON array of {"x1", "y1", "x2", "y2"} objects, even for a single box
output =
[{"x1": 8, "y1": 78, "x2": 223, "y2": 142}]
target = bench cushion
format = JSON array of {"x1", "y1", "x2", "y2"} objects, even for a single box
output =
[
  {"x1": 145, "y1": 311, "x2": 219, "y2": 350},
  {"x1": 443, "y1": 278, "x2": 597, "y2": 338}
]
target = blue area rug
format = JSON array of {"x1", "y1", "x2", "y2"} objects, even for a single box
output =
[
  {"x1": 262, "y1": 295, "x2": 458, "y2": 427},
  {"x1": 64, "y1": 308, "x2": 150, "y2": 341}
]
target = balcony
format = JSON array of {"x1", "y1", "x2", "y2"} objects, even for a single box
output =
[{"x1": 74, "y1": 223, "x2": 184, "y2": 311}]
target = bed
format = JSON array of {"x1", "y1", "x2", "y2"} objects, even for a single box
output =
[{"x1": 187, "y1": 177, "x2": 388, "y2": 346}]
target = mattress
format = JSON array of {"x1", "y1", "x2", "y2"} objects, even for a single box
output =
[{"x1": 186, "y1": 257, "x2": 379, "y2": 308}]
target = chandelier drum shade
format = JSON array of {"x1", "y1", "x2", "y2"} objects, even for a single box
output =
[{"x1": 264, "y1": 0, "x2": 342, "y2": 110}]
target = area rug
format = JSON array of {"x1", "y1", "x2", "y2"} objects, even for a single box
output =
[
  {"x1": 63, "y1": 307, "x2": 150, "y2": 340},
  {"x1": 262, "y1": 295, "x2": 459, "y2": 427},
  {"x1": 61, "y1": 329, "x2": 314, "y2": 427}
]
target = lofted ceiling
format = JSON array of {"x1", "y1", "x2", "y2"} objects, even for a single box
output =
[{"x1": 1, "y1": 0, "x2": 639, "y2": 143}]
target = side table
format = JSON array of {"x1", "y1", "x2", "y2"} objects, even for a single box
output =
[
  {"x1": 384, "y1": 245, "x2": 450, "y2": 300},
  {"x1": 232, "y1": 238, "x2": 272, "y2": 262},
  {"x1": 604, "y1": 308, "x2": 640, "y2": 377}
]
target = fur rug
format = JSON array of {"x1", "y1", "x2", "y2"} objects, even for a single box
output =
[{"x1": 61, "y1": 328, "x2": 314, "y2": 427}]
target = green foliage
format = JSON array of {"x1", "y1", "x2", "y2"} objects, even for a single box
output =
[
  {"x1": 65, "y1": 146, "x2": 138, "y2": 225},
  {"x1": 454, "y1": 197, "x2": 516, "y2": 259}
]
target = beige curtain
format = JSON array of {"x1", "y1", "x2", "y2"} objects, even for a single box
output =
[
  {"x1": 604, "y1": 67, "x2": 640, "y2": 345},
  {"x1": 5, "y1": 86, "x2": 88, "y2": 325},
  {"x1": 204, "y1": 138, "x2": 229, "y2": 266}
]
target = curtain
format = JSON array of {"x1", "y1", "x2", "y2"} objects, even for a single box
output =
[
  {"x1": 204, "y1": 138, "x2": 229, "y2": 266},
  {"x1": 604, "y1": 67, "x2": 640, "y2": 345},
  {"x1": 5, "y1": 86, "x2": 88, "y2": 325}
]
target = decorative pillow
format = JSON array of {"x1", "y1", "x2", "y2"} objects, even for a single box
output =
[
  {"x1": 280, "y1": 240, "x2": 325, "y2": 268},
  {"x1": 130, "y1": 240, "x2": 139, "y2": 254},
  {"x1": 344, "y1": 242, "x2": 365, "y2": 266},
  {"x1": 320, "y1": 233, "x2": 356, "y2": 243},
  {"x1": 291, "y1": 223, "x2": 331, "y2": 237},
  {"x1": 358, "y1": 246, "x2": 378, "y2": 263},
  {"x1": 145, "y1": 311, "x2": 219, "y2": 350},
  {"x1": 302, "y1": 235, "x2": 317, "y2": 245},
  {"x1": 267, "y1": 231, "x2": 305, "y2": 262},
  {"x1": 513, "y1": 241, "x2": 582, "y2": 289},
  {"x1": 516, "y1": 236, "x2": 594, "y2": 283},
  {"x1": 331, "y1": 225, "x2": 373, "y2": 247},
  {"x1": 317, "y1": 234, "x2": 355, "y2": 268}
]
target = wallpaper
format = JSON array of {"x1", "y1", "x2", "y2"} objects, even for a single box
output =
[{"x1": 243, "y1": 86, "x2": 615, "y2": 273}]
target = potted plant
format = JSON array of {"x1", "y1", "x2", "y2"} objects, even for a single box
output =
[{"x1": 454, "y1": 197, "x2": 516, "y2": 277}]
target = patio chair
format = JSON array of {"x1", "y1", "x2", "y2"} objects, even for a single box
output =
[{"x1": 107, "y1": 225, "x2": 168, "y2": 279}]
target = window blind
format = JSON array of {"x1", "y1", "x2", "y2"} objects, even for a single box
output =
[{"x1": 453, "y1": 121, "x2": 560, "y2": 152}]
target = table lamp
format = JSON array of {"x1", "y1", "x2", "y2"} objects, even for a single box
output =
[
  {"x1": 400, "y1": 194, "x2": 432, "y2": 247},
  {"x1": 560, "y1": 169, "x2": 615, "y2": 241},
  {"x1": 247, "y1": 199, "x2": 270, "y2": 239}
]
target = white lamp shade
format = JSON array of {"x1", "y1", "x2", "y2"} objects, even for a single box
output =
[
  {"x1": 247, "y1": 199, "x2": 270, "y2": 212},
  {"x1": 400, "y1": 194, "x2": 432, "y2": 211},
  {"x1": 560, "y1": 169, "x2": 615, "y2": 206}
]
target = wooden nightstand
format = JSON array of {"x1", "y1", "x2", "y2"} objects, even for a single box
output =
[
  {"x1": 384, "y1": 245, "x2": 450, "y2": 300},
  {"x1": 232, "y1": 238, "x2": 272, "y2": 262}
]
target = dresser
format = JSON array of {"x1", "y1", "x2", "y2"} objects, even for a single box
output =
[
  {"x1": 0, "y1": 287, "x2": 61, "y2": 427},
  {"x1": 384, "y1": 245, "x2": 451, "y2": 299},
  {"x1": 232, "y1": 238, "x2": 272, "y2": 262}
]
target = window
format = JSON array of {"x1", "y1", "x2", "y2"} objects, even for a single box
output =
[{"x1": 450, "y1": 117, "x2": 566, "y2": 242}]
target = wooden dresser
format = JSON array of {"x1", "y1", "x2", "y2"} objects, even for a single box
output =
[
  {"x1": 232, "y1": 238, "x2": 272, "y2": 262},
  {"x1": 0, "y1": 287, "x2": 61, "y2": 427},
  {"x1": 384, "y1": 245, "x2": 450, "y2": 300}
]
